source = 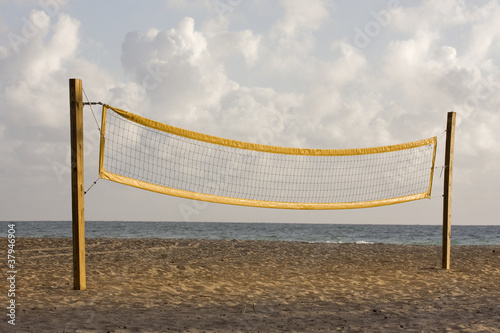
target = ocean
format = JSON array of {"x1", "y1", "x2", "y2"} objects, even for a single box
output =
[{"x1": 1, "y1": 221, "x2": 500, "y2": 245}]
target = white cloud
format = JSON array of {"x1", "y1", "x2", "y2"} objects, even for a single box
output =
[
  {"x1": 0, "y1": 8, "x2": 118, "y2": 220},
  {"x1": 264, "y1": 0, "x2": 329, "y2": 72},
  {"x1": 390, "y1": 0, "x2": 470, "y2": 32},
  {"x1": 113, "y1": 0, "x2": 499, "y2": 159},
  {"x1": 463, "y1": 3, "x2": 500, "y2": 66},
  {"x1": 1, "y1": 12, "x2": 81, "y2": 128},
  {"x1": 165, "y1": 0, "x2": 211, "y2": 11},
  {"x1": 273, "y1": 0, "x2": 329, "y2": 36},
  {"x1": 207, "y1": 29, "x2": 261, "y2": 66},
  {"x1": 119, "y1": 17, "x2": 231, "y2": 127},
  {"x1": 1, "y1": 0, "x2": 500, "y2": 223}
]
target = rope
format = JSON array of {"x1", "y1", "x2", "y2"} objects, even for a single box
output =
[
  {"x1": 82, "y1": 87, "x2": 102, "y2": 134},
  {"x1": 81, "y1": 86, "x2": 103, "y2": 195},
  {"x1": 435, "y1": 129, "x2": 447, "y2": 139},
  {"x1": 84, "y1": 178, "x2": 100, "y2": 195},
  {"x1": 433, "y1": 128, "x2": 447, "y2": 177}
]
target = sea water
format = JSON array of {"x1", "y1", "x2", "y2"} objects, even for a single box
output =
[{"x1": 1, "y1": 221, "x2": 499, "y2": 245}]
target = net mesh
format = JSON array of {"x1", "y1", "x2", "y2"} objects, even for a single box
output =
[{"x1": 99, "y1": 105, "x2": 437, "y2": 209}]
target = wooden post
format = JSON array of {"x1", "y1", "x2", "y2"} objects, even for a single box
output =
[
  {"x1": 442, "y1": 112, "x2": 456, "y2": 270},
  {"x1": 70, "y1": 78, "x2": 86, "y2": 289}
]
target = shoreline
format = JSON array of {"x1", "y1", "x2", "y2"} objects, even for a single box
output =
[
  {"x1": 2, "y1": 238, "x2": 500, "y2": 332},
  {"x1": 7, "y1": 235, "x2": 500, "y2": 245},
  {"x1": 3, "y1": 222, "x2": 500, "y2": 246}
]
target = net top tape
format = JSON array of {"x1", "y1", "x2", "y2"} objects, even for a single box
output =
[{"x1": 103, "y1": 104, "x2": 437, "y2": 156}]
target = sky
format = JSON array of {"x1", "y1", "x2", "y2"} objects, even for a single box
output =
[{"x1": 0, "y1": 0, "x2": 499, "y2": 225}]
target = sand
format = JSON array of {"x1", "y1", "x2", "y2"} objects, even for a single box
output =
[{"x1": 1, "y1": 238, "x2": 500, "y2": 332}]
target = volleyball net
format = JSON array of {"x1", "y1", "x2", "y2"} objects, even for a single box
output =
[{"x1": 97, "y1": 105, "x2": 437, "y2": 209}]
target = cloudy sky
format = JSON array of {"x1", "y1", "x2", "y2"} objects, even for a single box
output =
[{"x1": 1, "y1": 0, "x2": 499, "y2": 225}]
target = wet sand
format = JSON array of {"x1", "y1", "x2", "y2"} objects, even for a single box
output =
[{"x1": 1, "y1": 238, "x2": 500, "y2": 332}]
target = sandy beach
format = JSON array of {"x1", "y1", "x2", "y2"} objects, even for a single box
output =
[{"x1": 1, "y1": 238, "x2": 500, "y2": 332}]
